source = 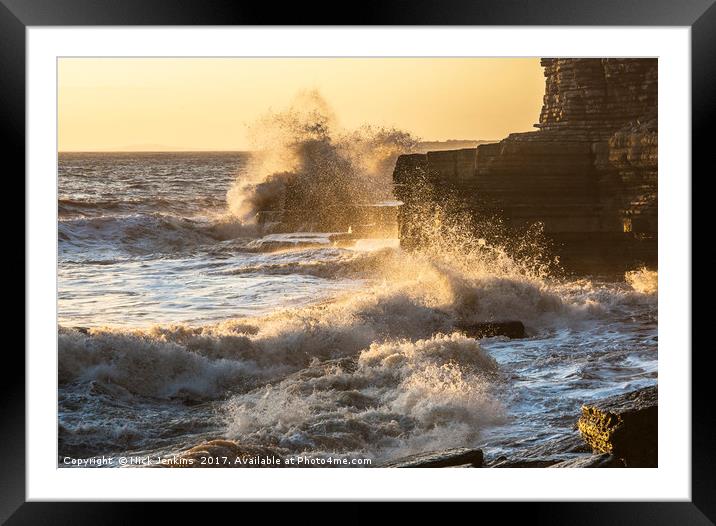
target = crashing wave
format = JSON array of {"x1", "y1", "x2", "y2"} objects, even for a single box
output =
[
  {"x1": 58, "y1": 213, "x2": 260, "y2": 258},
  {"x1": 222, "y1": 333, "x2": 504, "y2": 461},
  {"x1": 226, "y1": 91, "x2": 417, "y2": 233}
]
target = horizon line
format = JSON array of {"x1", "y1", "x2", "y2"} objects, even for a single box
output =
[
  {"x1": 58, "y1": 149, "x2": 253, "y2": 154},
  {"x1": 58, "y1": 139, "x2": 498, "y2": 155}
]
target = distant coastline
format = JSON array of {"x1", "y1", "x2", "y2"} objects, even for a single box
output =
[{"x1": 414, "y1": 139, "x2": 497, "y2": 152}]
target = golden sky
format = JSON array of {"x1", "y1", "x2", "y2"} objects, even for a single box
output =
[{"x1": 58, "y1": 58, "x2": 545, "y2": 152}]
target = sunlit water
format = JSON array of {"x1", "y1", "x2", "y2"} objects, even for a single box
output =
[{"x1": 58, "y1": 152, "x2": 657, "y2": 466}]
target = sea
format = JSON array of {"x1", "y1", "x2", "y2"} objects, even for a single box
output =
[{"x1": 58, "y1": 151, "x2": 658, "y2": 467}]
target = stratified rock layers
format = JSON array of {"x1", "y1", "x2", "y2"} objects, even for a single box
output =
[{"x1": 394, "y1": 58, "x2": 658, "y2": 273}]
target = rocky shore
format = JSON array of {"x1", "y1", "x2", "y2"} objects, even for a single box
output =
[
  {"x1": 164, "y1": 385, "x2": 657, "y2": 468},
  {"x1": 394, "y1": 58, "x2": 658, "y2": 274},
  {"x1": 380, "y1": 385, "x2": 658, "y2": 469},
  {"x1": 576, "y1": 385, "x2": 657, "y2": 467}
]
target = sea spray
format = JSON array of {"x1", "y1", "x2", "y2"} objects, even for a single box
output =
[
  {"x1": 625, "y1": 267, "x2": 658, "y2": 295},
  {"x1": 226, "y1": 91, "x2": 417, "y2": 231}
]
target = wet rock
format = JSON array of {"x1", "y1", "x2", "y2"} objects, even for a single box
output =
[
  {"x1": 549, "y1": 453, "x2": 625, "y2": 468},
  {"x1": 486, "y1": 432, "x2": 590, "y2": 467},
  {"x1": 577, "y1": 385, "x2": 657, "y2": 467},
  {"x1": 538, "y1": 59, "x2": 657, "y2": 133},
  {"x1": 518, "y1": 432, "x2": 592, "y2": 457},
  {"x1": 426, "y1": 148, "x2": 478, "y2": 182},
  {"x1": 491, "y1": 458, "x2": 562, "y2": 468},
  {"x1": 455, "y1": 320, "x2": 525, "y2": 339},
  {"x1": 381, "y1": 448, "x2": 484, "y2": 468}
]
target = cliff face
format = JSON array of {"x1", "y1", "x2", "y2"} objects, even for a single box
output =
[
  {"x1": 538, "y1": 58, "x2": 657, "y2": 134},
  {"x1": 394, "y1": 58, "x2": 658, "y2": 273}
]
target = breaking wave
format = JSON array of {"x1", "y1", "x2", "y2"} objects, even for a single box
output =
[
  {"x1": 58, "y1": 213, "x2": 259, "y2": 259},
  {"x1": 58, "y1": 327, "x2": 260, "y2": 400},
  {"x1": 58, "y1": 237, "x2": 627, "y2": 402},
  {"x1": 226, "y1": 91, "x2": 417, "y2": 232},
  {"x1": 223, "y1": 333, "x2": 504, "y2": 459},
  {"x1": 57, "y1": 212, "x2": 658, "y2": 461},
  {"x1": 58, "y1": 195, "x2": 227, "y2": 219},
  {"x1": 58, "y1": 214, "x2": 217, "y2": 256}
]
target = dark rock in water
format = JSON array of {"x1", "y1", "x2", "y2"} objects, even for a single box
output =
[
  {"x1": 517, "y1": 432, "x2": 592, "y2": 457},
  {"x1": 484, "y1": 388, "x2": 656, "y2": 469},
  {"x1": 549, "y1": 453, "x2": 625, "y2": 468},
  {"x1": 73, "y1": 326, "x2": 90, "y2": 334},
  {"x1": 381, "y1": 448, "x2": 484, "y2": 468},
  {"x1": 486, "y1": 432, "x2": 590, "y2": 467},
  {"x1": 491, "y1": 458, "x2": 562, "y2": 468},
  {"x1": 455, "y1": 320, "x2": 525, "y2": 339},
  {"x1": 577, "y1": 385, "x2": 657, "y2": 467}
]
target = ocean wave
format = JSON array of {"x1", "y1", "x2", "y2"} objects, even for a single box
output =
[
  {"x1": 549, "y1": 269, "x2": 658, "y2": 317},
  {"x1": 57, "y1": 213, "x2": 247, "y2": 257},
  {"x1": 58, "y1": 250, "x2": 585, "y2": 402},
  {"x1": 58, "y1": 196, "x2": 227, "y2": 218},
  {"x1": 59, "y1": 197, "x2": 123, "y2": 214},
  {"x1": 222, "y1": 333, "x2": 504, "y2": 460},
  {"x1": 214, "y1": 245, "x2": 399, "y2": 280},
  {"x1": 58, "y1": 383, "x2": 222, "y2": 458},
  {"x1": 58, "y1": 242, "x2": 658, "y2": 461},
  {"x1": 58, "y1": 327, "x2": 264, "y2": 400}
]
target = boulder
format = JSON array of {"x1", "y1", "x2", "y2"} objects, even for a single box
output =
[
  {"x1": 577, "y1": 385, "x2": 657, "y2": 467},
  {"x1": 515, "y1": 432, "x2": 591, "y2": 457},
  {"x1": 380, "y1": 448, "x2": 484, "y2": 468},
  {"x1": 490, "y1": 458, "x2": 562, "y2": 468},
  {"x1": 487, "y1": 432, "x2": 590, "y2": 467},
  {"x1": 549, "y1": 453, "x2": 625, "y2": 468}
]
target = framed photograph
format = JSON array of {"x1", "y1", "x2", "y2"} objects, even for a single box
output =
[{"x1": 11, "y1": 0, "x2": 709, "y2": 518}]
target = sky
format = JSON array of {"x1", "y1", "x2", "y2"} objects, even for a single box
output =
[{"x1": 58, "y1": 57, "x2": 545, "y2": 152}]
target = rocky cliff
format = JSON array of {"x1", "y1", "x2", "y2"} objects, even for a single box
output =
[{"x1": 394, "y1": 58, "x2": 658, "y2": 273}]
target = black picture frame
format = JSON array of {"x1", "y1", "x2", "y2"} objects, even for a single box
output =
[{"x1": 7, "y1": 0, "x2": 710, "y2": 519}]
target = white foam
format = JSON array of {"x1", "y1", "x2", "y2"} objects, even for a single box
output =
[
  {"x1": 626, "y1": 267, "x2": 658, "y2": 295},
  {"x1": 222, "y1": 333, "x2": 504, "y2": 460}
]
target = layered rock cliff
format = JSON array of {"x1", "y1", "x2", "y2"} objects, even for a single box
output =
[{"x1": 394, "y1": 58, "x2": 658, "y2": 273}]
